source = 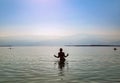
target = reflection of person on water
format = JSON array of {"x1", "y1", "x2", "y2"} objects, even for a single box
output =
[{"x1": 54, "y1": 48, "x2": 69, "y2": 63}]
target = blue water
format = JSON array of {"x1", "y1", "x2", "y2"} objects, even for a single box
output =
[{"x1": 0, "y1": 46, "x2": 120, "y2": 83}]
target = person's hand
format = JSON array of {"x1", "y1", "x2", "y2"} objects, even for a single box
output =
[
  {"x1": 66, "y1": 53, "x2": 69, "y2": 57},
  {"x1": 54, "y1": 55, "x2": 57, "y2": 58}
]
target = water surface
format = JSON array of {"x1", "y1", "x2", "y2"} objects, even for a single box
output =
[{"x1": 0, "y1": 46, "x2": 120, "y2": 83}]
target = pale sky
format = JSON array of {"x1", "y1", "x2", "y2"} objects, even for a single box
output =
[{"x1": 0, "y1": 0, "x2": 120, "y2": 45}]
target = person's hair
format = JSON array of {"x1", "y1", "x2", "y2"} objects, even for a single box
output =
[{"x1": 60, "y1": 48, "x2": 63, "y2": 52}]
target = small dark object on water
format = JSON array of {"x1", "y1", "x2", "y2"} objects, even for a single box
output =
[
  {"x1": 114, "y1": 48, "x2": 117, "y2": 51},
  {"x1": 9, "y1": 47, "x2": 12, "y2": 50}
]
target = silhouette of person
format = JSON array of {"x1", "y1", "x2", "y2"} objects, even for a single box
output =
[{"x1": 54, "y1": 48, "x2": 69, "y2": 63}]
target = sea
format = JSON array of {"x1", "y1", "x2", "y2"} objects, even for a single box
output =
[{"x1": 0, "y1": 46, "x2": 120, "y2": 83}]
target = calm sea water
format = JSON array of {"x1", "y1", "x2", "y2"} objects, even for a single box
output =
[{"x1": 0, "y1": 46, "x2": 120, "y2": 83}]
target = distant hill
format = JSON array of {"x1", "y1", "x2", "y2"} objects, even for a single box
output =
[{"x1": 0, "y1": 34, "x2": 120, "y2": 46}]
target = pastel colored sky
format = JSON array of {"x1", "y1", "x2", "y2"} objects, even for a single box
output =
[{"x1": 0, "y1": 0, "x2": 120, "y2": 45}]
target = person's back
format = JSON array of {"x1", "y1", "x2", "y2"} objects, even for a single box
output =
[{"x1": 58, "y1": 51, "x2": 65, "y2": 61}]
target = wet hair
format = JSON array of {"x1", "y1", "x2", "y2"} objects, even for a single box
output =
[{"x1": 60, "y1": 48, "x2": 63, "y2": 52}]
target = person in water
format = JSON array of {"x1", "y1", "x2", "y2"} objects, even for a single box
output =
[{"x1": 54, "y1": 48, "x2": 69, "y2": 63}]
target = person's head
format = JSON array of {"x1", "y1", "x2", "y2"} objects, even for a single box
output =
[{"x1": 59, "y1": 48, "x2": 63, "y2": 52}]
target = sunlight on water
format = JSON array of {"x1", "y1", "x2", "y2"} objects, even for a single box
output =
[{"x1": 0, "y1": 46, "x2": 120, "y2": 83}]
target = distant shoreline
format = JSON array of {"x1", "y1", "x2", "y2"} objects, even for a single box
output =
[
  {"x1": 0, "y1": 45, "x2": 120, "y2": 47},
  {"x1": 65, "y1": 45, "x2": 120, "y2": 47},
  {"x1": 0, "y1": 45, "x2": 12, "y2": 47}
]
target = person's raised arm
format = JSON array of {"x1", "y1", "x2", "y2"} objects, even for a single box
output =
[
  {"x1": 65, "y1": 53, "x2": 69, "y2": 57},
  {"x1": 54, "y1": 55, "x2": 58, "y2": 58}
]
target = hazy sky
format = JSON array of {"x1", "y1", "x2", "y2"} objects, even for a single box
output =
[{"x1": 0, "y1": 0, "x2": 120, "y2": 45}]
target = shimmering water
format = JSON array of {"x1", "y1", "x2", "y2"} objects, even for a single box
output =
[{"x1": 0, "y1": 46, "x2": 120, "y2": 83}]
